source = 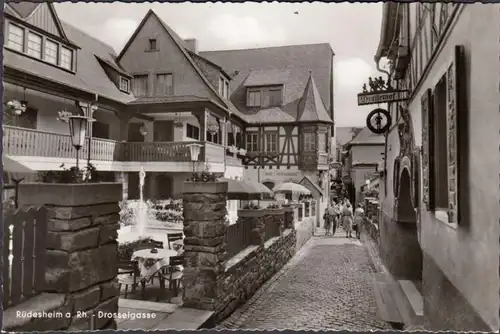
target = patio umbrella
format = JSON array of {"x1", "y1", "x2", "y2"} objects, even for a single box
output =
[
  {"x1": 273, "y1": 182, "x2": 311, "y2": 195},
  {"x1": 218, "y1": 178, "x2": 272, "y2": 200},
  {"x1": 246, "y1": 180, "x2": 274, "y2": 199},
  {"x1": 3, "y1": 156, "x2": 34, "y2": 173}
]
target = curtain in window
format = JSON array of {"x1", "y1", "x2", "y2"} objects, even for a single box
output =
[{"x1": 133, "y1": 75, "x2": 148, "y2": 97}]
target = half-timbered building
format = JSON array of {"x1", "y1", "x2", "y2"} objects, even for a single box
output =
[
  {"x1": 3, "y1": 4, "x2": 334, "y2": 225},
  {"x1": 374, "y1": 3, "x2": 499, "y2": 331}
]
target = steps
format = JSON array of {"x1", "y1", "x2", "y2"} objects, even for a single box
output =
[{"x1": 372, "y1": 275, "x2": 424, "y2": 329}]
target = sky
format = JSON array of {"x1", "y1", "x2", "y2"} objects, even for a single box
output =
[{"x1": 54, "y1": 2, "x2": 387, "y2": 128}]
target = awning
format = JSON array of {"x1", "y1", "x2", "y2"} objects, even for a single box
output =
[
  {"x1": 3, "y1": 155, "x2": 34, "y2": 173},
  {"x1": 218, "y1": 178, "x2": 273, "y2": 200}
]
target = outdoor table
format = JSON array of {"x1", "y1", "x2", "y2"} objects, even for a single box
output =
[{"x1": 132, "y1": 248, "x2": 178, "y2": 277}]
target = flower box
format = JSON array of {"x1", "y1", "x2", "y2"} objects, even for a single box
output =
[
  {"x1": 18, "y1": 182, "x2": 122, "y2": 206},
  {"x1": 263, "y1": 208, "x2": 284, "y2": 216},
  {"x1": 237, "y1": 209, "x2": 266, "y2": 218}
]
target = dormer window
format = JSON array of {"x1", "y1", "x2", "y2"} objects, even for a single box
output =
[
  {"x1": 7, "y1": 23, "x2": 24, "y2": 52},
  {"x1": 120, "y1": 77, "x2": 130, "y2": 93},
  {"x1": 246, "y1": 85, "x2": 283, "y2": 108},
  {"x1": 4, "y1": 19, "x2": 76, "y2": 72},
  {"x1": 148, "y1": 39, "x2": 158, "y2": 51},
  {"x1": 218, "y1": 76, "x2": 230, "y2": 98},
  {"x1": 60, "y1": 47, "x2": 73, "y2": 70},
  {"x1": 27, "y1": 32, "x2": 42, "y2": 59}
]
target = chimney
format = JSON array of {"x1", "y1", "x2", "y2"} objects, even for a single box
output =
[{"x1": 184, "y1": 39, "x2": 198, "y2": 54}]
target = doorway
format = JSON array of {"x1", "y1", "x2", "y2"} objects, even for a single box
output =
[
  {"x1": 154, "y1": 121, "x2": 174, "y2": 142},
  {"x1": 397, "y1": 168, "x2": 423, "y2": 286}
]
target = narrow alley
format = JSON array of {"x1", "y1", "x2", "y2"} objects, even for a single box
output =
[{"x1": 217, "y1": 231, "x2": 392, "y2": 331}]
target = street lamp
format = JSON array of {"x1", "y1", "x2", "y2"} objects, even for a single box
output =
[
  {"x1": 68, "y1": 115, "x2": 88, "y2": 168},
  {"x1": 187, "y1": 143, "x2": 203, "y2": 178}
]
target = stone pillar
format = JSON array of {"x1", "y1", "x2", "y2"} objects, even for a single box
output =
[
  {"x1": 283, "y1": 207, "x2": 295, "y2": 229},
  {"x1": 238, "y1": 209, "x2": 266, "y2": 247},
  {"x1": 17, "y1": 183, "x2": 122, "y2": 330},
  {"x1": 182, "y1": 181, "x2": 228, "y2": 310}
]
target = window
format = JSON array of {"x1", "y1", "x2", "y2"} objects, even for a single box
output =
[
  {"x1": 186, "y1": 123, "x2": 200, "y2": 140},
  {"x1": 7, "y1": 23, "x2": 24, "y2": 52},
  {"x1": 156, "y1": 74, "x2": 173, "y2": 95},
  {"x1": 120, "y1": 77, "x2": 130, "y2": 92},
  {"x1": 247, "y1": 89, "x2": 261, "y2": 107},
  {"x1": 60, "y1": 46, "x2": 73, "y2": 70},
  {"x1": 133, "y1": 75, "x2": 149, "y2": 97},
  {"x1": 246, "y1": 132, "x2": 259, "y2": 152},
  {"x1": 27, "y1": 32, "x2": 42, "y2": 58},
  {"x1": 149, "y1": 39, "x2": 157, "y2": 51},
  {"x1": 303, "y1": 132, "x2": 316, "y2": 152},
  {"x1": 224, "y1": 81, "x2": 229, "y2": 98},
  {"x1": 318, "y1": 132, "x2": 326, "y2": 152},
  {"x1": 218, "y1": 77, "x2": 224, "y2": 95},
  {"x1": 44, "y1": 39, "x2": 58, "y2": 64},
  {"x1": 265, "y1": 132, "x2": 278, "y2": 152},
  {"x1": 432, "y1": 75, "x2": 448, "y2": 209},
  {"x1": 265, "y1": 88, "x2": 283, "y2": 107}
]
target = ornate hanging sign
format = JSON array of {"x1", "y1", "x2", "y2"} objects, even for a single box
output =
[
  {"x1": 357, "y1": 76, "x2": 409, "y2": 106},
  {"x1": 366, "y1": 108, "x2": 392, "y2": 134}
]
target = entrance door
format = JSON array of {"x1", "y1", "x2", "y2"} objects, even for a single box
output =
[
  {"x1": 154, "y1": 121, "x2": 174, "y2": 142},
  {"x1": 156, "y1": 174, "x2": 173, "y2": 199}
]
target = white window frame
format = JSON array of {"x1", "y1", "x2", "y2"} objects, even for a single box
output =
[
  {"x1": 44, "y1": 39, "x2": 58, "y2": 64},
  {"x1": 265, "y1": 132, "x2": 279, "y2": 152},
  {"x1": 7, "y1": 23, "x2": 24, "y2": 52},
  {"x1": 60, "y1": 46, "x2": 73, "y2": 70},
  {"x1": 120, "y1": 77, "x2": 130, "y2": 93},
  {"x1": 246, "y1": 132, "x2": 259, "y2": 152},
  {"x1": 27, "y1": 32, "x2": 42, "y2": 59}
]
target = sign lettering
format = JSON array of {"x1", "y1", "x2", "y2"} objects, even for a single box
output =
[{"x1": 357, "y1": 90, "x2": 409, "y2": 106}]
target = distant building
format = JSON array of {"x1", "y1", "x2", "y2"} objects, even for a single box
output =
[{"x1": 341, "y1": 127, "x2": 384, "y2": 205}]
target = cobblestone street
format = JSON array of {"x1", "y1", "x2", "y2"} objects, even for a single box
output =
[{"x1": 218, "y1": 231, "x2": 392, "y2": 330}]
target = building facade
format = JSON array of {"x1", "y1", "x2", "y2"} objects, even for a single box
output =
[
  {"x1": 374, "y1": 3, "x2": 499, "y2": 331},
  {"x1": 3, "y1": 3, "x2": 334, "y2": 224},
  {"x1": 341, "y1": 127, "x2": 384, "y2": 205}
]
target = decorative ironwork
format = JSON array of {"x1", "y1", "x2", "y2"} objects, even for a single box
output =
[
  {"x1": 366, "y1": 108, "x2": 392, "y2": 134},
  {"x1": 362, "y1": 76, "x2": 391, "y2": 93},
  {"x1": 207, "y1": 122, "x2": 219, "y2": 136}
]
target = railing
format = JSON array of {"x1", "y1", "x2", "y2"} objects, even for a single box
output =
[
  {"x1": 3, "y1": 126, "x2": 225, "y2": 163},
  {"x1": 225, "y1": 217, "x2": 253, "y2": 259},
  {"x1": 263, "y1": 215, "x2": 280, "y2": 242},
  {"x1": 3, "y1": 206, "x2": 47, "y2": 309}
]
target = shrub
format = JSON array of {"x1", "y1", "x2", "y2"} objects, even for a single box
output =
[{"x1": 118, "y1": 237, "x2": 154, "y2": 261}]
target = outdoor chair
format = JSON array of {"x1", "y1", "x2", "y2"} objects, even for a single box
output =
[
  {"x1": 167, "y1": 233, "x2": 183, "y2": 250},
  {"x1": 158, "y1": 255, "x2": 184, "y2": 302},
  {"x1": 117, "y1": 260, "x2": 147, "y2": 299}
]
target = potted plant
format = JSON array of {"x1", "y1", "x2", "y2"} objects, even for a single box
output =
[
  {"x1": 264, "y1": 202, "x2": 284, "y2": 215},
  {"x1": 183, "y1": 165, "x2": 228, "y2": 194},
  {"x1": 238, "y1": 202, "x2": 265, "y2": 218},
  {"x1": 238, "y1": 148, "x2": 247, "y2": 156}
]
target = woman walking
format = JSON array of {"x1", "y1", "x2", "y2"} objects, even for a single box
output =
[
  {"x1": 341, "y1": 203, "x2": 354, "y2": 238},
  {"x1": 323, "y1": 208, "x2": 331, "y2": 236},
  {"x1": 353, "y1": 203, "x2": 365, "y2": 239}
]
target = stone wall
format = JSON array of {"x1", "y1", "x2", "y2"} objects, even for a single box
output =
[
  {"x1": 4, "y1": 183, "x2": 122, "y2": 331},
  {"x1": 182, "y1": 181, "x2": 297, "y2": 324}
]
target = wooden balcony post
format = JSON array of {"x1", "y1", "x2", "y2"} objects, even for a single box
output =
[{"x1": 193, "y1": 108, "x2": 207, "y2": 142}]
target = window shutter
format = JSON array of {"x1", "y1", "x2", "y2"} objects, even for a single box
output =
[
  {"x1": 421, "y1": 88, "x2": 434, "y2": 210},
  {"x1": 446, "y1": 45, "x2": 466, "y2": 224}
]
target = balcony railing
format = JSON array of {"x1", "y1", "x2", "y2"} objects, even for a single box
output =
[{"x1": 3, "y1": 126, "x2": 224, "y2": 163}]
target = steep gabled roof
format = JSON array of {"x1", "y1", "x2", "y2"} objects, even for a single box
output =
[
  {"x1": 200, "y1": 43, "x2": 334, "y2": 122},
  {"x1": 299, "y1": 176, "x2": 324, "y2": 197},
  {"x1": 245, "y1": 108, "x2": 295, "y2": 124},
  {"x1": 296, "y1": 72, "x2": 332, "y2": 123},
  {"x1": 346, "y1": 127, "x2": 385, "y2": 147},
  {"x1": 116, "y1": 10, "x2": 230, "y2": 112}
]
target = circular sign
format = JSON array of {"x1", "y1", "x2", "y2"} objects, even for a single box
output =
[{"x1": 366, "y1": 108, "x2": 392, "y2": 134}]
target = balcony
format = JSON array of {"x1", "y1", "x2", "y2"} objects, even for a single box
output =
[{"x1": 3, "y1": 125, "x2": 224, "y2": 165}]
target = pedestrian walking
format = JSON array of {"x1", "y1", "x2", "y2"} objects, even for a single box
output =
[
  {"x1": 327, "y1": 203, "x2": 337, "y2": 236},
  {"x1": 323, "y1": 208, "x2": 331, "y2": 236},
  {"x1": 353, "y1": 204, "x2": 365, "y2": 239},
  {"x1": 342, "y1": 203, "x2": 354, "y2": 238}
]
